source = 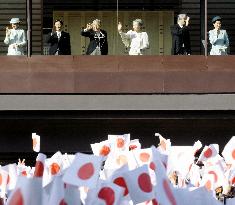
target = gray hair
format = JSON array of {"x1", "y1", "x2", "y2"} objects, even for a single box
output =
[
  {"x1": 133, "y1": 19, "x2": 144, "y2": 27},
  {"x1": 93, "y1": 19, "x2": 101, "y2": 26},
  {"x1": 177, "y1": 14, "x2": 187, "y2": 22}
]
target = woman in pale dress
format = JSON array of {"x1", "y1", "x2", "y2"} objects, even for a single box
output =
[
  {"x1": 4, "y1": 18, "x2": 26, "y2": 56},
  {"x1": 118, "y1": 19, "x2": 149, "y2": 55},
  {"x1": 209, "y1": 16, "x2": 229, "y2": 55}
]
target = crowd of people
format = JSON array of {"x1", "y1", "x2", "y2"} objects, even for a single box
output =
[
  {"x1": 3, "y1": 14, "x2": 230, "y2": 56},
  {"x1": 0, "y1": 133, "x2": 235, "y2": 204}
]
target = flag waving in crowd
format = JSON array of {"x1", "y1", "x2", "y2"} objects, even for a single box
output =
[{"x1": 0, "y1": 133, "x2": 235, "y2": 205}]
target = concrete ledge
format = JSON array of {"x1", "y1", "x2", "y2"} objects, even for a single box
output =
[{"x1": 0, "y1": 94, "x2": 235, "y2": 110}]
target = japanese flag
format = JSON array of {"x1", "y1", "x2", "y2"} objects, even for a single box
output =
[
  {"x1": 200, "y1": 172, "x2": 216, "y2": 191},
  {"x1": 32, "y1": 133, "x2": 40, "y2": 153},
  {"x1": 132, "y1": 148, "x2": 153, "y2": 167},
  {"x1": 151, "y1": 146, "x2": 178, "y2": 205},
  {"x1": 198, "y1": 144, "x2": 219, "y2": 162},
  {"x1": 128, "y1": 139, "x2": 141, "y2": 151},
  {"x1": 192, "y1": 140, "x2": 202, "y2": 156},
  {"x1": 63, "y1": 152, "x2": 103, "y2": 189},
  {"x1": 47, "y1": 151, "x2": 63, "y2": 176},
  {"x1": 222, "y1": 136, "x2": 235, "y2": 165},
  {"x1": 91, "y1": 140, "x2": 111, "y2": 157},
  {"x1": 204, "y1": 165, "x2": 225, "y2": 188},
  {"x1": 155, "y1": 133, "x2": 171, "y2": 154},
  {"x1": 123, "y1": 164, "x2": 154, "y2": 204},
  {"x1": 86, "y1": 180, "x2": 124, "y2": 205},
  {"x1": 108, "y1": 134, "x2": 130, "y2": 152},
  {"x1": 34, "y1": 153, "x2": 46, "y2": 178},
  {"x1": 0, "y1": 168, "x2": 10, "y2": 198},
  {"x1": 5, "y1": 164, "x2": 17, "y2": 191},
  {"x1": 48, "y1": 175, "x2": 65, "y2": 205},
  {"x1": 7, "y1": 176, "x2": 42, "y2": 205},
  {"x1": 110, "y1": 165, "x2": 129, "y2": 198}
]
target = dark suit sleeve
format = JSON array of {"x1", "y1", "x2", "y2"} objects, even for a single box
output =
[
  {"x1": 45, "y1": 32, "x2": 55, "y2": 44},
  {"x1": 81, "y1": 29, "x2": 91, "y2": 37},
  {"x1": 171, "y1": 25, "x2": 189, "y2": 36}
]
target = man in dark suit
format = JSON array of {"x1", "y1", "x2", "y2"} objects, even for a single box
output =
[
  {"x1": 81, "y1": 19, "x2": 108, "y2": 55},
  {"x1": 46, "y1": 20, "x2": 71, "y2": 55},
  {"x1": 170, "y1": 14, "x2": 191, "y2": 55}
]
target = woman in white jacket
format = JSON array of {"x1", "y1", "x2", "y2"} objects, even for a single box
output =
[
  {"x1": 209, "y1": 16, "x2": 229, "y2": 55},
  {"x1": 118, "y1": 19, "x2": 149, "y2": 55},
  {"x1": 4, "y1": 18, "x2": 26, "y2": 56}
]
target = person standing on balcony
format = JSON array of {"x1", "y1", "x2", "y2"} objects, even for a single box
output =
[
  {"x1": 46, "y1": 20, "x2": 71, "y2": 55},
  {"x1": 81, "y1": 19, "x2": 108, "y2": 55},
  {"x1": 170, "y1": 14, "x2": 191, "y2": 55},
  {"x1": 4, "y1": 18, "x2": 26, "y2": 56},
  {"x1": 209, "y1": 16, "x2": 229, "y2": 55},
  {"x1": 118, "y1": 19, "x2": 149, "y2": 55}
]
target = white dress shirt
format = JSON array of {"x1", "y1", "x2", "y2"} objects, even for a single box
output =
[
  {"x1": 4, "y1": 28, "x2": 26, "y2": 56},
  {"x1": 119, "y1": 30, "x2": 149, "y2": 55}
]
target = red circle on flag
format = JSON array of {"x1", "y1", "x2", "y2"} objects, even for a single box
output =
[
  {"x1": 150, "y1": 162, "x2": 156, "y2": 171},
  {"x1": 117, "y1": 138, "x2": 125, "y2": 148},
  {"x1": 140, "y1": 152, "x2": 150, "y2": 163},
  {"x1": 50, "y1": 163, "x2": 60, "y2": 175},
  {"x1": 208, "y1": 171, "x2": 218, "y2": 183},
  {"x1": 232, "y1": 149, "x2": 235, "y2": 160},
  {"x1": 204, "y1": 148, "x2": 212, "y2": 158},
  {"x1": 34, "y1": 161, "x2": 44, "y2": 177},
  {"x1": 77, "y1": 162, "x2": 95, "y2": 180},
  {"x1": 163, "y1": 179, "x2": 177, "y2": 205},
  {"x1": 8, "y1": 189, "x2": 24, "y2": 205},
  {"x1": 59, "y1": 199, "x2": 68, "y2": 205},
  {"x1": 98, "y1": 187, "x2": 115, "y2": 205},
  {"x1": 138, "y1": 173, "x2": 152, "y2": 193},
  {"x1": 205, "y1": 180, "x2": 212, "y2": 190},
  {"x1": 113, "y1": 177, "x2": 129, "y2": 196},
  {"x1": 152, "y1": 199, "x2": 159, "y2": 205},
  {"x1": 99, "y1": 145, "x2": 111, "y2": 156},
  {"x1": 129, "y1": 145, "x2": 137, "y2": 150},
  {"x1": 232, "y1": 177, "x2": 235, "y2": 185}
]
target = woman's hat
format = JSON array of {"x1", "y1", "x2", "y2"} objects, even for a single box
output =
[
  {"x1": 212, "y1": 16, "x2": 222, "y2": 23},
  {"x1": 9, "y1": 18, "x2": 20, "y2": 24}
]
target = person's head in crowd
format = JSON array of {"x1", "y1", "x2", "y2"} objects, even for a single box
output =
[
  {"x1": 177, "y1": 14, "x2": 187, "y2": 27},
  {"x1": 92, "y1": 19, "x2": 101, "y2": 31},
  {"x1": 133, "y1": 19, "x2": 143, "y2": 32},
  {"x1": 54, "y1": 19, "x2": 63, "y2": 31},
  {"x1": 9, "y1": 18, "x2": 20, "y2": 30},
  {"x1": 212, "y1": 16, "x2": 222, "y2": 31}
]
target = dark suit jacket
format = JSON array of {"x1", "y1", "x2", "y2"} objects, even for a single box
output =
[
  {"x1": 170, "y1": 24, "x2": 191, "y2": 55},
  {"x1": 81, "y1": 29, "x2": 108, "y2": 55},
  {"x1": 46, "y1": 31, "x2": 71, "y2": 55}
]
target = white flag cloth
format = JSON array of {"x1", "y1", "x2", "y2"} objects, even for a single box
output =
[
  {"x1": 152, "y1": 146, "x2": 178, "y2": 205},
  {"x1": 91, "y1": 140, "x2": 111, "y2": 157},
  {"x1": 7, "y1": 176, "x2": 42, "y2": 205},
  {"x1": 123, "y1": 164, "x2": 154, "y2": 204},
  {"x1": 198, "y1": 144, "x2": 219, "y2": 162},
  {"x1": 222, "y1": 136, "x2": 235, "y2": 165},
  {"x1": 63, "y1": 152, "x2": 103, "y2": 189},
  {"x1": 128, "y1": 139, "x2": 141, "y2": 151},
  {"x1": 227, "y1": 198, "x2": 235, "y2": 205},
  {"x1": 132, "y1": 148, "x2": 153, "y2": 167},
  {"x1": 48, "y1": 175, "x2": 65, "y2": 205},
  {"x1": 108, "y1": 134, "x2": 130, "y2": 152},
  {"x1": 110, "y1": 165, "x2": 129, "y2": 198},
  {"x1": 32, "y1": 133, "x2": 40, "y2": 153},
  {"x1": 64, "y1": 184, "x2": 81, "y2": 205},
  {"x1": 6, "y1": 164, "x2": 17, "y2": 191},
  {"x1": 0, "y1": 168, "x2": 10, "y2": 198},
  {"x1": 155, "y1": 133, "x2": 171, "y2": 154},
  {"x1": 34, "y1": 153, "x2": 46, "y2": 178}
]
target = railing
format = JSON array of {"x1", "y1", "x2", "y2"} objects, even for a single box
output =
[{"x1": 0, "y1": 55, "x2": 235, "y2": 94}]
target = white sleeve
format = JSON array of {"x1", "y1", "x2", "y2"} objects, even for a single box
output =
[
  {"x1": 224, "y1": 30, "x2": 229, "y2": 48},
  {"x1": 141, "y1": 32, "x2": 149, "y2": 50},
  {"x1": 209, "y1": 30, "x2": 218, "y2": 45},
  {"x1": 4, "y1": 34, "x2": 10, "y2": 45},
  {"x1": 18, "y1": 30, "x2": 26, "y2": 47},
  {"x1": 119, "y1": 30, "x2": 131, "y2": 47}
]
